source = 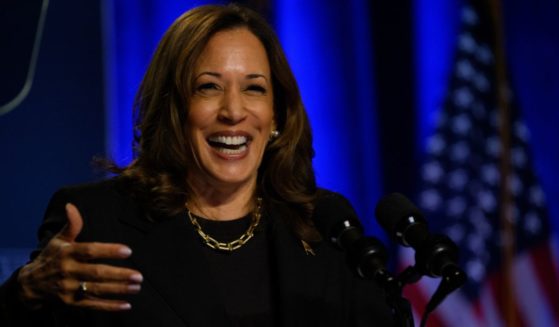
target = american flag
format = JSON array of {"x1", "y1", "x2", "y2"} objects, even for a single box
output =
[{"x1": 400, "y1": 2, "x2": 559, "y2": 326}]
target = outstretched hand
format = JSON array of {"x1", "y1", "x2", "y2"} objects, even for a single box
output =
[{"x1": 17, "y1": 203, "x2": 143, "y2": 311}]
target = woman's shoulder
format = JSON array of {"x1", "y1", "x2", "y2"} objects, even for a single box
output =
[
  {"x1": 44, "y1": 177, "x2": 140, "y2": 220},
  {"x1": 55, "y1": 176, "x2": 129, "y2": 196},
  {"x1": 53, "y1": 176, "x2": 131, "y2": 199}
]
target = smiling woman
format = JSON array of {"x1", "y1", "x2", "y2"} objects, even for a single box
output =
[
  {"x1": 0, "y1": 4, "x2": 394, "y2": 326},
  {"x1": 186, "y1": 28, "x2": 276, "y2": 218}
]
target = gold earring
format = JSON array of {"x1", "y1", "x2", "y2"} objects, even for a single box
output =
[{"x1": 270, "y1": 130, "x2": 280, "y2": 139}]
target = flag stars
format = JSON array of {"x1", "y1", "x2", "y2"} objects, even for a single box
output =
[
  {"x1": 426, "y1": 134, "x2": 446, "y2": 155},
  {"x1": 420, "y1": 189, "x2": 443, "y2": 212},
  {"x1": 446, "y1": 196, "x2": 467, "y2": 217},
  {"x1": 485, "y1": 136, "x2": 501, "y2": 157},
  {"x1": 508, "y1": 174, "x2": 523, "y2": 196},
  {"x1": 459, "y1": 33, "x2": 477, "y2": 53},
  {"x1": 467, "y1": 234, "x2": 486, "y2": 254},
  {"x1": 466, "y1": 259, "x2": 486, "y2": 282},
  {"x1": 514, "y1": 121, "x2": 530, "y2": 142},
  {"x1": 422, "y1": 161, "x2": 444, "y2": 183},
  {"x1": 446, "y1": 225, "x2": 466, "y2": 243},
  {"x1": 481, "y1": 164, "x2": 499, "y2": 185},
  {"x1": 469, "y1": 208, "x2": 492, "y2": 237},
  {"x1": 473, "y1": 73, "x2": 490, "y2": 92},
  {"x1": 452, "y1": 114, "x2": 472, "y2": 134},
  {"x1": 453, "y1": 87, "x2": 474, "y2": 108},
  {"x1": 529, "y1": 186, "x2": 545, "y2": 206},
  {"x1": 476, "y1": 44, "x2": 493, "y2": 64},
  {"x1": 524, "y1": 211, "x2": 542, "y2": 234},
  {"x1": 449, "y1": 169, "x2": 468, "y2": 190},
  {"x1": 461, "y1": 6, "x2": 479, "y2": 25},
  {"x1": 511, "y1": 147, "x2": 527, "y2": 168},
  {"x1": 478, "y1": 189, "x2": 496, "y2": 212},
  {"x1": 451, "y1": 141, "x2": 470, "y2": 162},
  {"x1": 456, "y1": 59, "x2": 476, "y2": 80}
]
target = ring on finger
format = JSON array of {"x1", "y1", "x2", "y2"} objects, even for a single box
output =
[
  {"x1": 75, "y1": 281, "x2": 88, "y2": 300},
  {"x1": 79, "y1": 281, "x2": 88, "y2": 293}
]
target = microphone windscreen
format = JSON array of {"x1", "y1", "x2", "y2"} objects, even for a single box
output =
[
  {"x1": 313, "y1": 191, "x2": 362, "y2": 238},
  {"x1": 375, "y1": 193, "x2": 423, "y2": 236}
]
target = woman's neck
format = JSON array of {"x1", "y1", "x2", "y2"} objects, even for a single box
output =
[{"x1": 186, "y1": 179, "x2": 257, "y2": 221}]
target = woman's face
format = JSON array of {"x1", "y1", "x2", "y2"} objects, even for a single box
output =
[{"x1": 187, "y1": 28, "x2": 275, "y2": 191}]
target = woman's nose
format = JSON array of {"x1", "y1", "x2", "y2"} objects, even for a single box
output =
[{"x1": 218, "y1": 89, "x2": 247, "y2": 124}]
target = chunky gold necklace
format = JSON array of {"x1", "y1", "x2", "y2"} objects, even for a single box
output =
[{"x1": 187, "y1": 198, "x2": 262, "y2": 252}]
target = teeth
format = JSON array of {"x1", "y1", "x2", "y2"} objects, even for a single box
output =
[
  {"x1": 208, "y1": 135, "x2": 247, "y2": 145},
  {"x1": 216, "y1": 145, "x2": 247, "y2": 154}
]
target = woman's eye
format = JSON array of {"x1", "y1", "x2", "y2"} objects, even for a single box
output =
[
  {"x1": 196, "y1": 83, "x2": 220, "y2": 93},
  {"x1": 246, "y1": 85, "x2": 267, "y2": 94}
]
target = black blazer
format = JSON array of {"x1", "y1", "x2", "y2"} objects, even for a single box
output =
[{"x1": 0, "y1": 179, "x2": 394, "y2": 326}]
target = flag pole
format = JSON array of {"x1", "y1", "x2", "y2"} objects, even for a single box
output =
[{"x1": 487, "y1": 0, "x2": 517, "y2": 326}]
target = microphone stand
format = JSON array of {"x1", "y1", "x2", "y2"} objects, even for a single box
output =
[
  {"x1": 392, "y1": 261, "x2": 466, "y2": 327},
  {"x1": 352, "y1": 239, "x2": 415, "y2": 327},
  {"x1": 352, "y1": 235, "x2": 466, "y2": 326},
  {"x1": 376, "y1": 270, "x2": 415, "y2": 327}
]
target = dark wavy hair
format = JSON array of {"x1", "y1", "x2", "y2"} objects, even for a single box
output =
[{"x1": 115, "y1": 4, "x2": 320, "y2": 242}]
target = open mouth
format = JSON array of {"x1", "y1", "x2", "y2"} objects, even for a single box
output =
[{"x1": 207, "y1": 135, "x2": 251, "y2": 155}]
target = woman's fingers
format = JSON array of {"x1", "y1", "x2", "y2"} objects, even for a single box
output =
[
  {"x1": 70, "y1": 242, "x2": 132, "y2": 260},
  {"x1": 69, "y1": 295, "x2": 133, "y2": 311},
  {"x1": 78, "y1": 298, "x2": 133, "y2": 311},
  {"x1": 73, "y1": 280, "x2": 141, "y2": 297},
  {"x1": 57, "y1": 203, "x2": 84, "y2": 242},
  {"x1": 70, "y1": 263, "x2": 143, "y2": 283},
  {"x1": 55, "y1": 276, "x2": 142, "y2": 310}
]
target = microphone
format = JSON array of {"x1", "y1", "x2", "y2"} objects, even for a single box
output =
[
  {"x1": 375, "y1": 193, "x2": 465, "y2": 280},
  {"x1": 313, "y1": 192, "x2": 416, "y2": 327},
  {"x1": 375, "y1": 193, "x2": 466, "y2": 326},
  {"x1": 313, "y1": 192, "x2": 390, "y2": 282}
]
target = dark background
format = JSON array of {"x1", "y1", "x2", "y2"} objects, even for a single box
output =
[{"x1": 0, "y1": 0, "x2": 105, "y2": 250}]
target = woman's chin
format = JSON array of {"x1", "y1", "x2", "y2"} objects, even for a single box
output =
[{"x1": 204, "y1": 169, "x2": 257, "y2": 189}]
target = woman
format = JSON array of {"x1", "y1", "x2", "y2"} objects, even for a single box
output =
[{"x1": 0, "y1": 4, "x2": 393, "y2": 326}]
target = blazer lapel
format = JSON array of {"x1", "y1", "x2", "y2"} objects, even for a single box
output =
[{"x1": 120, "y1": 212, "x2": 231, "y2": 327}]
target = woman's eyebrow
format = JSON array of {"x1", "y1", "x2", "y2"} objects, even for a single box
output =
[
  {"x1": 195, "y1": 71, "x2": 221, "y2": 80},
  {"x1": 246, "y1": 73, "x2": 268, "y2": 81},
  {"x1": 194, "y1": 72, "x2": 269, "y2": 81}
]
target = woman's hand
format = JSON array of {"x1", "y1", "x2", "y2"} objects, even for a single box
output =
[{"x1": 16, "y1": 203, "x2": 143, "y2": 311}]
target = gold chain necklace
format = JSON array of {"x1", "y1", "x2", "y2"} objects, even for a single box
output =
[{"x1": 187, "y1": 198, "x2": 262, "y2": 252}]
